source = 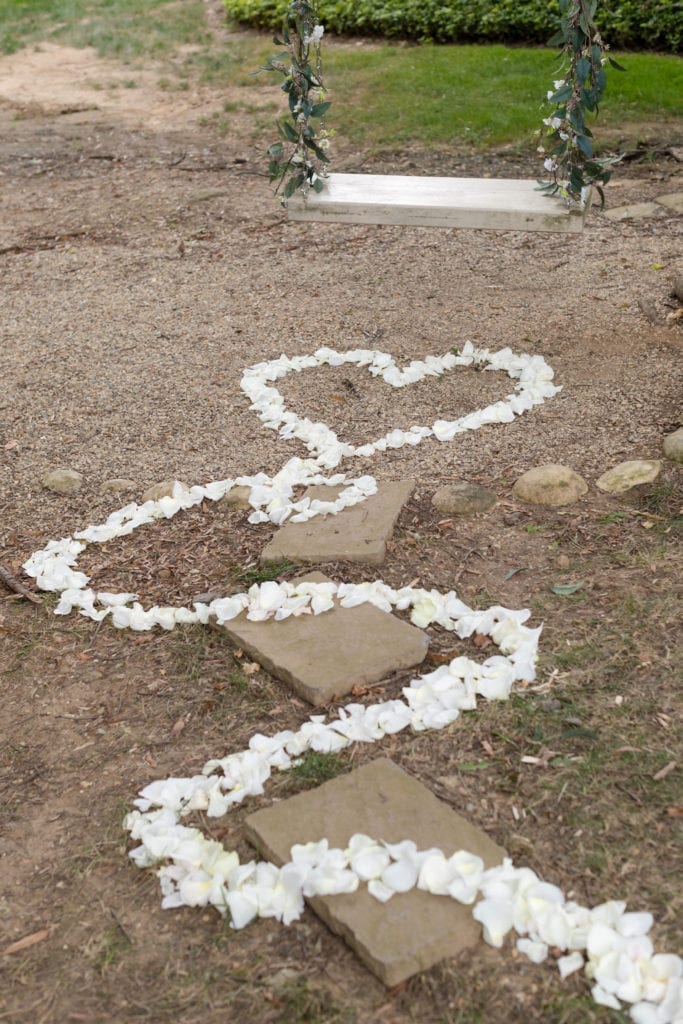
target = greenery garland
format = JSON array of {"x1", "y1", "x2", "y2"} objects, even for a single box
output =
[
  {"x1": 538, "y1": 0, "x2": 624, "y2": 206},
  {"x1": 257, "y1": 0, "x2": 331, "y2": 199}
]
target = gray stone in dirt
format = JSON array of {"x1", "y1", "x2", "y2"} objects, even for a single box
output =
[
  {"x1": 188, "y1": 189, "x2": 228, "y2": 204},
  {"x1": 41, "y1": 468, "x2": 82, "y2": 494},
  {"x1": 603, "y1": 202, "x2": 660, "y2": 222},
  {"x1": 212, "y1": 572, "x2": 428, "y2": 705},
  {"x1": 672, "y1": 276, "x2": 683, "y2": 303},
  {"x1": 141, "y1": 479, "x2": 189, "y2": 503},
  {"x1": 261, "y1": 480, "x2": 414, "y2": 566},
  {"x1": 670, "y1": 147, "x2": 683, "y2": 163},
  {"x1": 100, "y1": 478, "x2": 138, "y2": 494},
  {"x1": 431, "y1": 482, "x2": 497, "y2": 515},
  {"x1": 596, "y1": 460, "x2": 662, "y2": 494},
  {"x1": 663, "y1": 427, "x2": 683, "y2": 464},
  {"x1": 655, "y1": 193, "x2": 683, "y2": 215},
  {"x1": 218, "y1": 485, "x2": 252, "y2": 510},
  {"x1": 512, "y1": 464, "x2": 587, "y2": 506},
  {"x1": 245, "y1": 758, "x2": 505, "y2": 987}
]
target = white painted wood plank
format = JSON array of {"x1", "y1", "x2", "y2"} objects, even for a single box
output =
[{"x1": 286, "y1": 174, "x2": 588, "y2": 233}]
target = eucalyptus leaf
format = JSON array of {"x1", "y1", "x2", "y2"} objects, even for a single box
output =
[{"x1": 550, "y1": 582, "x2": 585, "y2": 596}]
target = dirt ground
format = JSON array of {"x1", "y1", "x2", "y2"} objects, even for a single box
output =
[{"x1": 0, "y1": 24, "x2": 682, "y2": 1024}]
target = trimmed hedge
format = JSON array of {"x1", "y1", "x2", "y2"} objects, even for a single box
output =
[{"x1": 222, "y1": 0, "x2": 682, "y2": 52}]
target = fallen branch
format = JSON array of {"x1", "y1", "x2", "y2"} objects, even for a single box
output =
[{"x1": 0, "y1": 564, "x2": 42, "y2": 604}]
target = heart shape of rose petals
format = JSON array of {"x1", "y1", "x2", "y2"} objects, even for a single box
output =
[{"x1": 240, "y1": 341, "x2": 561, "y2": 468}]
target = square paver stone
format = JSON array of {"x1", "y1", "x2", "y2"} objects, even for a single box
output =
[
  {"x1": 260, "y1": 480, "x2": 415, "y2": 566},
  {"x1": 212, "y1": 573, "x2": 428, "y2": 705},
  {"x1": 245, "y1": 758, "x2": 505, "y2": 986}
]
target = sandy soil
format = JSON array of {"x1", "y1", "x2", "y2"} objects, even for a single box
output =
[{"x1": 0, "y1": 31, "x2": 681, "y2": 1024}]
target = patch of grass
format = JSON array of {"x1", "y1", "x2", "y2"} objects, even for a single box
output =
[
  {"x1": 637, "y1": 481, "x2": 683, "y2": 531},
  {"x1": 227, "y1": 667, "x2": 249, "y2": 692},
  {"x1": 95, "y1": 921, "x2": 132, "y2": 974},
  {"x1": 553, "y1": 641, "x2": 600, "y2": 670},
  {"x1": 273, "y1": 978, "x2": 356, "y2": 1024},
  {"x1": 235, "y1": 560, "x2": 298, "y2": 585},
  {"x1": 290, "y1": 750, "x2": 347, "y2": 787},
  {"x1": 0, "y1": 0, "x2": 211, "y2": 58}
]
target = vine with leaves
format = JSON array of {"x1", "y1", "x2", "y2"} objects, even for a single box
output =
[
  {"x1": 257, "y1": 0, "x2": 331, "y2": 200},
  {"x1": 538, "y1": 0, "x2": 624, "y2": 207}
]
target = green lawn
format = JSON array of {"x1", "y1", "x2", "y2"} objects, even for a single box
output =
[
  {"x1": 0, "y1": 0, "x2": 211, "y2": 58},
  {"x1": 1, "y1": 0, "x2": 681, "y2": 151},
  {"x1": 320, "y1": 44, "x2": 683, "y2": 148}
]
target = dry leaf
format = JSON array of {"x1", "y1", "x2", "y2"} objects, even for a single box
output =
[
  {"x1": 473, "y1": 633, "x2": 492, "y2": 649},
  {"x1": 653, "y1": 760, "x2": 676, "y2": 781},
  {"x1": 242, "y1": 662, "x2": 260, "y2": 676},
  {"x1": 4, "y1": 440, "x2": 18, "y2": 450},
  {"x1": 171, "y1": 719, "x2": 185, "y2": 736},
  {"x1": 427, "y1": 650, "x2": 459, "y2": 665},
  {"x1": 2, "y1": 929, "x2": 49, "y2": 956}
]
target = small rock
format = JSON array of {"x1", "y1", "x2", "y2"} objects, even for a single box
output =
[
  {"x1": 512, "y1": 464, "x2": 588, "y2": 506},
  {"x1": 596, "y1": 460, "x2": 662, "y2": 494},
  {"x1": 193, "y1": 590, "x2": 225, "y2": 605},
  {"x1": 663, "y1": 427, "x2": 683, "y2": 464},
  {"x1": 655, "y1": 193, "x2": 683, "y2": 215},
  {"x1": 141, "y1": 479, "x2": 189, "y2": 503},
  {"x1": 270, "y1": 968, "x2": 301, "y2": 991},
  {"x1": 556, "y1": 554, "x2": 570, "y2": 569},
  {"x1": 100, "y1": 478, "x2": 138, "y2": 494},
  {"x1": 431, "y1": 482, "x2": 497, "y2": 515},
  {"x1": 638, "y1": 298, "x2": 663, "y2": 325},
  {"x1": 41, "y1": 468, "x2": 83, "y2": 494},
  {"x1": 603, "y1": 202, "x2": 660, "y2": 222},
  {"x1": 219, "y1": 485, "x2": 252, "y2": 510},
  {"x1": 503, "y1": 512, "x2": 523, "y2": 526},
  {"x1": 541, "y1": 699, "x2": 563, "y2": 712},
  {"x1": 188, "y1": 189, "x2": 228, "y2": 204},
  {"x1": 671, "y1": 275, "x2": 683, "y2": 303}
]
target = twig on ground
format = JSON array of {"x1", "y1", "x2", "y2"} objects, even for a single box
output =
[{"x1": 0, "y1": 564, "x2": 41, "y2": 604}]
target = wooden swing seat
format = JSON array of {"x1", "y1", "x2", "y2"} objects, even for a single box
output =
[{"x1": 286, "y1": 173, "x2": 589, "y2": 233}]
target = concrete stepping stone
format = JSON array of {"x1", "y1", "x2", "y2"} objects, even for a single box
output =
[
  {"x1": 603, "y1": 202, "x2": 660, "y2": 222},
  {"x1": 260, "y1": 480, "x2": 414, "y2": 566},
  {"x1": 212, "y1": 573, "x2": 428, "y2": 705},
  {"x1": 245, "y1": 758, "x2": 505, "y2": 986},
  {"x1": 655, "y1": 193, "x2": 683, "y2": 214}
]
